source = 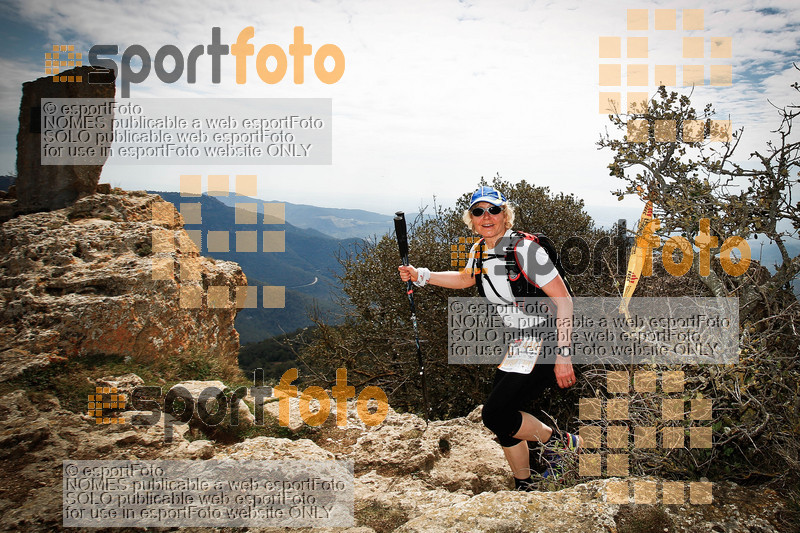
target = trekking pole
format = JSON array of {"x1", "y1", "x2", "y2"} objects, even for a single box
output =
[{"x1": 394, "y1": 211, "x2": 430, "y2": 422}]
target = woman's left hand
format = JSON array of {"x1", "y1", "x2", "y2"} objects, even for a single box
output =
[{"x1": 554, "y1": 357, "x2": 577, "y2": 388}]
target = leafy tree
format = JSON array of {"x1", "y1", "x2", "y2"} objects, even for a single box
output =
[
  {"x1": 597, "y1": 78, "x2": 799, "y2": 317},
  {"x1": 238, "y1": 328, "x2": 308, "y2": 383},
  {"x1": 597, "y1": 72, "x2": 800, "y2": 489}
]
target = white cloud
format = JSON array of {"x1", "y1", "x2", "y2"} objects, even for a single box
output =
[
  {"x1": 1, "y1": 0, "x2": 798, "y2": 216},
  {"x1": 0, "y1": 57, "x2": 41, "y2": 115}
]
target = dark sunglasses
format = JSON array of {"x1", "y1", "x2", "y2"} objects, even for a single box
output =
[{"x1": 470, "y1": 205, "x2": 504, "y2": 217}]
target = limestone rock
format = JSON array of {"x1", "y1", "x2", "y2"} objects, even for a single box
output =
[
  {"x1": 465, "y1": 404, "x2": 483, "y2": 423},
  {"x1": 423, "y1": 416, "x2": 509, "y2": 494},
  {"x1": 0, "y1": 382, "x2": 792, "y2": 532},
  {"x1": 171, "y1": 379, "x2": 228, "y2": 397},
  {"x1": 355, "y1": 470, "x2": 471, "y2": 517},
  {"x1": 0, "y1": 190, "x2": 245, "y2": 365},
  {"x1": 183, "y1": 439, "x2": 216, "y2": 459},
  {"x1": 263, "y1": 394, "x2": 311, "y2": 431},
  {"x1": 95, "y1": 372, "x2": 144, "y2": 398},
  {"x1": 122, "y1": 410, "x2": 191, "y2": 446},
  {"x1": 346, "y1": 405, "x2": 508, "y2": 493},
  {"x1": 15, "y1": 66, "x2": 115, "y2": 215},
  {"x1": 217, "y1": 436, "x2": 336, "y2": 461},
  {"x1": 255, "y1": 526, "x2": 375, "y2": 533},
  {"x1": 0, "y1": 388, "x2": 207, "y2": 532},
  {"x1": 394, "y1": 478, "x2": 787, "y2": 533},
  {"x1": 353, "y1": 409, "x2": 437, "y2": 476},
  {"x1": 270, "y1": 395, "x2": 508, "y2": 494},
  {"x1": 157, "y1": 437, "x2": 217, "y2": 460},
  {"x1": 169, "y1": 379, "x2": 256, "y2": 429},
  {"x1": 395, "y1": 480, "x2": 618, "y2": 533},
  {"x1": 262, "y1": 393, "x2": 385, "y2": 433},
  {"x1": 0, "y1": 347, "x2": 54, "y2": 382}
]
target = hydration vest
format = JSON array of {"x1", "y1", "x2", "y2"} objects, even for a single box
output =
[{"x1": 473, "y1": 231, "x2": 573, "y2": 298}]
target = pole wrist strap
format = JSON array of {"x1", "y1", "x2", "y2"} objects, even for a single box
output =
[{"x1": 413, "y1": 267, "x2": 431, "y2": 287}]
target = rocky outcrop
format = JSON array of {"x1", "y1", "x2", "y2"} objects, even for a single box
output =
[
  {"x1": 345, "y1": 405, "x2": 509, "y2": 493},
  {"x1": 95, "y1": 373, "x2": 144, "y2": 398},
  {"x1": 0, "y1": 347, "x2": 56, "y2": 382},
  {"x1": 394, "y1": 479, "x2": 786, "y2": 533},
  {"x1": 396, "y1": 480, "x2": 618, "y2": 533},
  {"x1": 15, "y1": 66, "x2": 114, "y2": 215},
  {"x1": 0, "y1": 376, "x2": 793, "y2": 532},
  {"x1": 303, "y1": 402, "x2": 791, "y2": 532},
  {"x1": 0, "y1": 190, "x2": 244, "y2": 364},
  {"x1": 218, "y1": 436, "x2": 336, "y2": 461},
  {"x1": 0, "y1": 388, "x2": 199, "y2": 531},
  {"x1": 168, "y1": 379, "x2": 256, "y2": 434}
]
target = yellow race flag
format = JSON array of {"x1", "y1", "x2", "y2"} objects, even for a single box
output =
[{"x1": 620, "y1": 200, "x2": 660, "y2": 320}]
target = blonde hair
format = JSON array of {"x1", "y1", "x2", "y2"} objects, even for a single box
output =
[{"x1": 462, "y1": 203, "x2": 515, "y2": 233}]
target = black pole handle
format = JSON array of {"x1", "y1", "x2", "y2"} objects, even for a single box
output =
[{"x1": 394, "y1": 211, "x2": 409, "y2": 265}]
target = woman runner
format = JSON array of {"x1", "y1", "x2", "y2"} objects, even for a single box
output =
[{"x1": 398, "y1": 186, "x2": 582, "y2": 490}]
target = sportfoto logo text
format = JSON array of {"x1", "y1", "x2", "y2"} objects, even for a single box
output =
[
  {"x1": 96, "y1": 368, "x2": 387, "y2": 441},
  {"x1": 88, "y1": 27, "x2": 345, "y2": 97}
]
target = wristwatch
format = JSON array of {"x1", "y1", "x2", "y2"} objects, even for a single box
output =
[{"x1": 556, "y1": 346, "x2": 571, "y2": 358}]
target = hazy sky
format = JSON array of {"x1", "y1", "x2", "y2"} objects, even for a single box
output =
[{"x1": 0, "y1": 0, "x2": 798, "y2": 227}]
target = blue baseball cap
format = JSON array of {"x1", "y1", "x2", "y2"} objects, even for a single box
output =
[{"x1": 469, "y1": 186, "x2": 507, "y2": 209}]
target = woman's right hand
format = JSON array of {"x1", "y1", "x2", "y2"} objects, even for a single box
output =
[{"x1": 398, "y1": 265, "x2": 418, "y2": 282}]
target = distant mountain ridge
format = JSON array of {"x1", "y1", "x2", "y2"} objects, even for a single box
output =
[
  {"x1": 212, "y1": 193, "x2": 396, "y2": 240},
  {"x1": 152, "y1": 192, "x2": 360, "y2": 344}
]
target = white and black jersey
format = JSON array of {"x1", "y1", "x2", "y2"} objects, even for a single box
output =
[{"x1": 465, "y1": 229, "x2": 558, "y2": 329}]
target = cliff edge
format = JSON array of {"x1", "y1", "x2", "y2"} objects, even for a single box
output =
[{"x1": 0, "y1": 189, "x2": 245, "y2": 370}]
